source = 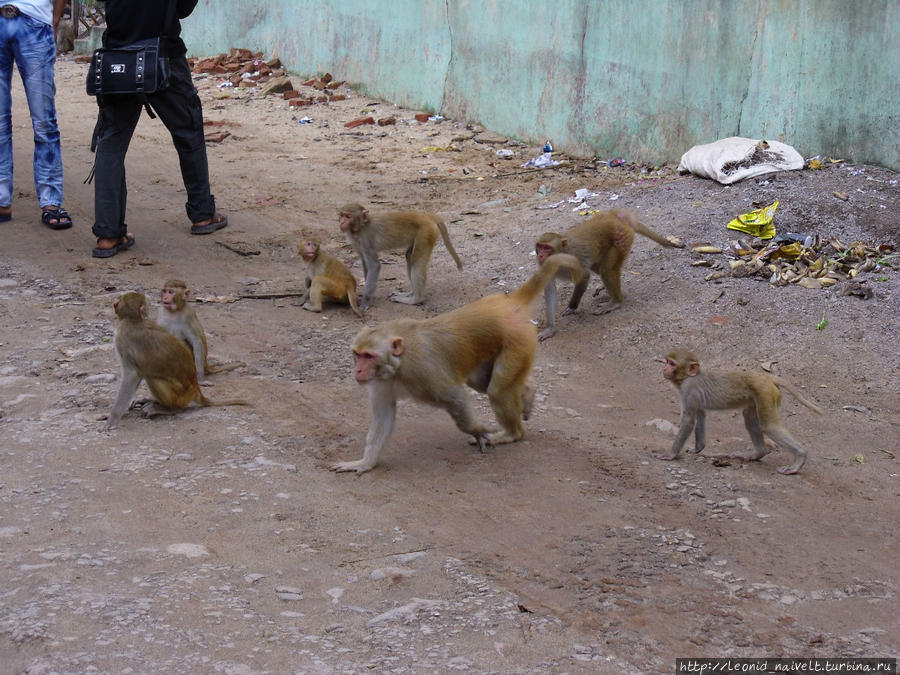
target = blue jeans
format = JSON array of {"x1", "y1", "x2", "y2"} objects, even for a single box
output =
[{"x1": 0, "y1": 12, "x2": 63, "y2": 209}]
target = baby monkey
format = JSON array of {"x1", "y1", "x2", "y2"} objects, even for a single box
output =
[
  {"x1": 658, "y1": 347, "x2": 822, "y2": 474},
  {"x1": 157, "y1": 279, "x2": 243, "y2": 376},
  {"x1": 297, "y1": 239, "x2": 363, "y2": 317}
]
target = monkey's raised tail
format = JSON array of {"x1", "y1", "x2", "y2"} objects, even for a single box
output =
[
  {"x1": 772, "y1": 377, "x2": 824, "y2": 415},
  {"x1": 511, "y1": 253, "x2": 584, "y2": 307}
]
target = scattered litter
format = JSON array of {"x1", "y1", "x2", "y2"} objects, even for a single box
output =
[
  {"x1": 609, "y1": 193, "x2": 620, "y2": 200},
  {"x1": 842, "y1": 405, "x2": 871, "y2": 414},
  {"x1": 608, "y1": 157, "x2": 625, "y2": 167},
  {"x1": 521, "y1": 152, "x2": 559, "y2": 169},
  {"x1": 853, "y1": 454, "x2": 865, "y2": 464},
  {"x1": 678, "y1": 137, "x2": 804, "y2": 184},
  {"x1": 538, "y1": 183, "x2": 552, "y2": 196},
  {"x1": 815, "y1": 308, "x2": 828, "y2": 331},
  {"x1": 536, "y1": 200, "x2": 565, "y2": 210},
  {"x1": 696, "y1": 234, "x2": 894, "y2": 294},
  {"x1": 297, "y1": 116, "x2": 312, "y2": 124},
  {"x1": 833, "y1": 191, "x2": 849, "y2": 201},
  {"x1": 543, "y1": 140, "x2": 553, "y2": 153},
  {"x1": 495, "y1": 148, "x2": 515, "y2": 159},
  {"x1": 726, "y1": 200, "x2": 779, "y2": 239},
  {"x1": 568, "y1": 188, "x2": 601, "y2": 204}
]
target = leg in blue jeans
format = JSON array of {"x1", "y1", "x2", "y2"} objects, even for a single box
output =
[{"x1": 0, "y1": 13, "x2": 64, "y2": 212}]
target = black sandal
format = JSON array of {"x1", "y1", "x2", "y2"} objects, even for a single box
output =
[
  {"x1": 92, "y1": 234, "x2": 135, "y2": 258},
  {"x1": 41, "y1": 207, "x2": 73, "y2": 230}
]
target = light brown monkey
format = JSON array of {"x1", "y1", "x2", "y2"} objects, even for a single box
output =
[
  {"x1": 657, "y1": 347, "x2": 823, "y2": 475},
  {"x1": 330, "y1": 253, "x2": 584, "y2": 474},
  {"x1": 108, "y1": 292, "x2": 248, "y2": 429},
  {"x1": 338, "y1": 202, "x2": 463, "y2": 309},
  {"x1": 535, "y1": 208, "x2": 683, "y2": 340},
  {"x1": 297, "y1": 240, "x2": 363, "y2": 317},
  {"x1": 157, "y1": 279, "x2": 243, "y2": 376}
]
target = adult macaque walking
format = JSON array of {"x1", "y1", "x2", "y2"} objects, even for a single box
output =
[
  {"x1": 331, "y1": 253, "x2": 584, "y2": 474},
  {"x1": 657, "y1": 347, "x2": 823, "y2": 475},
  {"x1": 535, "y1": 208, "x2": 683, "y2": 340},
  {"x1": 108, "y1": 292, "x2": 248, "y2": 429},
  {"x1": 157, "y1": 279, "x2": 243, "y2": 375},
  {"x1": 338, "y1": 202, "x2": 463, "y2": 309},
  {"x1": 297, "y1": 240, "x2": 363, "y2": 317}
]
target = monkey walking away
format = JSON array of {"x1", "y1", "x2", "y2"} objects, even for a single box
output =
[
  {"x1": 658, "y1": 347, "x2": 823, "y2": 475},
  {"x1": 157, "y1": 279, "x2": 244, "y2": 376},
  {"x1": 535, "y1": 208, "x2": 683, "y2": 340},
  {"x1": 338, "y1": 202, "x2": 463, "y2": 309},
  {"x1": 330, "y1": 253, "x2": 585, "y2": 474},
  {"x1": 107, "y1": 292, "x2": 248, "y2": 429},
  {"x1": 297, "y1": 240, "x2": 363, "y2": 317}
]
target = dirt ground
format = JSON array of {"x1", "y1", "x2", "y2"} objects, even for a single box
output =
[{"x1": 1, "y1": 53, "x2": 898, "y2": 673}]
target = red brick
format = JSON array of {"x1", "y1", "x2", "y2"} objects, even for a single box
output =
[
  {"x1": 377, "y1": 116, "x2": 396, "y2": 126},
  {"x1": 414, "y1": 113, "x2": 430, "y2": 123},
  {"x1": 283, "y1": 90, "x2": 300, "y2": 100},
  {"x1": 344, "y1": 116, "x2": 375, "y2": 128}
]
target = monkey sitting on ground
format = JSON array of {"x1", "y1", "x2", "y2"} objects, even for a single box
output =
[
  {"x1": 657, "y1": 347, "x2": 823, "y2": 475},
  {"x1": 535, "y1": 208, "x2": 683, "y2": 340},
  {"x1": 107, "y1": 292, "x2": 249, "y2": 429},
  {"x1": 157, "y1": 279, "x2": 244, "y2": 376},
  {"x1": 297, "y1": 240, "x2": 363, "y2": 317},
  {"x1": 338, "y1": 202, "x2": 463, "y2": 309},
  {"x1": 330, "y1": 253, "x2": 584, "y2": 474}
]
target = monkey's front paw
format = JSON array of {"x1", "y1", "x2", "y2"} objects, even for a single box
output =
[
  {"x1": 561, "y1": 307, "x2": 580, "y2": 317},
  {"x1": 330, "y1": 460, "x2": 374, "y2": 474},
  {"x1": 685, "y1": 446, "x2": 704, "y2": 455},
  {"x1": 537, "y1": 327, "x2": 556, "y2": 341},
  {"x1": 653, "y1": 452, "x2": 680, "y2": 461}
]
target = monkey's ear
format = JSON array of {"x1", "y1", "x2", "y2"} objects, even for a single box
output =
[
  {"x1": 560, "y1": 238, "x2": 569, "y2": 251},
  {"x1": 390, "y1": 337, "x2": 404, "y2": 356},
  {"x1": 362, "y1": 210, "x2": 370, "y2": 224},
  {"x1": 686, "y1": 362, "x2": 700, "y2": 377},
  {"x1": 183, "y1": 288, "x2": 191, "y2": 299}
]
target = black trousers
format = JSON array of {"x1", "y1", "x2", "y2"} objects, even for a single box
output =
[{"x1": 91, "y1": 55, "x2": 215, "y2": 240}]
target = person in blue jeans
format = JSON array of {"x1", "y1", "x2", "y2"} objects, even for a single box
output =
[
  {"x1": 90, "y1": 0, "x2": 227, "y2": 258},
  {"x1": 0, "y1": 0, "x2": 71, "y2": 229}
]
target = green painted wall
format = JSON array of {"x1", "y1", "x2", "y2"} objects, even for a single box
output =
[{"x1": 185, "y1": 0, "x2": 899, "y2": 170}]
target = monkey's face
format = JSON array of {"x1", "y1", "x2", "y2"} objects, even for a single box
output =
[
  {"x1": 353, "y1": 350, "x2": 380, "y2": 383},
  {"x1": 299, "y1": 241, "x2": 319, "y2": 261},
  {"x1": 161, "y1": 287, "x2": 184, "y2": 312},
  {"x1": 338, "y1": 212, "x2": 355, "y2": 233},
  {"x1": 535, "y1": 241, "x2": 555, "y2": 264},
  {"x1": 662, "y1": 357, "x2": 678, "y2": 381}
]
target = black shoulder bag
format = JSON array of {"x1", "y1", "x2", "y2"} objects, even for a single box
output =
[
  {"x1": 86, "y1": 37, "x2": 170, "y2": 98},
  {"x1": 85, "y1": 2, "x2": 176, "y2": 118}
]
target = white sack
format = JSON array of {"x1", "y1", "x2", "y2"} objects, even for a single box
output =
[{"x1": 677, "y1": 137, "x2": 804, "y2": 185}]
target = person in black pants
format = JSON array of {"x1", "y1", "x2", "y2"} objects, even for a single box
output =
[{"x1": 91, "y1": 0, "x2": 226, "y2": 258}]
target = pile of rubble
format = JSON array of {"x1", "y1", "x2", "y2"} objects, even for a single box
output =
[
  {"x1": 190, "y1": 48, "x2": 347, "y2": 108},
  {"x1": 692, "y1": 236, "x2": 895, "y2": 297}
]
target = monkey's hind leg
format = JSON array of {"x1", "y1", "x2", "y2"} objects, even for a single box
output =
[
  {"x1": 390, "y1": 239, "x2": 431, "y2": 304},
  {"x1": 763, "y1": 426, "x2": 808, "y2": 475},
  {"x1": 729, "y1": 406, "x2": 772, "y2": 463}
]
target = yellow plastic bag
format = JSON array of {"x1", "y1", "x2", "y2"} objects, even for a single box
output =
[{"x1": 727, "y1": 200, "x2": 779, "y2": 239}]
